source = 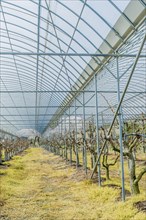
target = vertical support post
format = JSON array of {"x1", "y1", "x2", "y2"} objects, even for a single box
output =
[
  {"x1": 58, "y1": 119, "x2": 61, "y2": 156},
  {"x1": 64, "y1": 114, "x2": 66, "y2": 159},
  {"x1": 69, "y1": 108, "x2": 72, "y2": 164},
  {"x1": 48, "y1": 127, "x2": 50, "y2": 151},
  {"x1": 35, "y1": 0, "x2": 41, "y2": 130},
  {"x1": 61, "y1": 115, "x2": 63, "y2": 157},
  {"x1": 94, "y1": 74, "x2": 101, "y2": 186},
  {"x1": 57, "y1": 121, "x2": 60, "y2": 155},
  {"x1": 116, "y1": 56, "x2": 125, "y2": 201},
  {"x1": 142, "y1": 114, "x2": 145, "y2": 153},
  {"x1": 74, "y1": 98, "x2": 79, "y2": 168},
  {"x1": 83, "y1": 91, "x2": 87, "y2": 174},
  {"x1": 64, "y1": 113, "x2": 67, "y2": 161}
]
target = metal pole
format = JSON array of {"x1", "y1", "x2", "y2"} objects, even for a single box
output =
[
  {"x1": 83, "y1": 91, "x2": 87, "y2": 174},
  {"x1": 91, "y1": 35, "x2": 146, "y2": 179},
  {"x1": 1, "y1": 90, "x2": 145, "y2": 94},
  {"x1": 94, "y1": 74, "x2": 101, "y2": 186},
  {"x1": 35, "y1": 0, "x2": 41, "y2": 130},
  {"x1": 141, "y1": 113, "x2": 145, "y2": 153},
  {"x1": 116, "y1": 56, "x2": 125, "y2": 201},
  {"x1": 74, "y1": 98, "x2": 79, "y2": 168},
  {"x1": 69, "y1": 108, "x2": 72, "y2": 164},
  {"x1": 64, "y1": 114, "x2": 67, "y2": 159},
  {"x1": 58, "y1": 121, "x2": 60, "y2": 155},
  {"x1": 1, "y1": 52, "x2": 145, "y2": 57},
  {"x1": 58, "y1": 119, "x2": 61, "y2": 156},
  {"x1": 61, "y1": 115, "x2": 63, "y2": 157}
]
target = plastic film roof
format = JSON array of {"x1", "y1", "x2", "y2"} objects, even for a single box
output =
[{"x1": 0, "y1": 0, "x2": 145, "y2": 135}]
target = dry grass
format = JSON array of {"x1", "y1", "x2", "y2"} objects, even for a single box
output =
[{"x1": 0, "y1": 147, "x2": 145, "y2": 220}]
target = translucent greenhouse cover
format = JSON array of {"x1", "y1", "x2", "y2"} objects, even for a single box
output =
[{"x1": 0, "y1": 0, "x2": 145, "y2": 135}]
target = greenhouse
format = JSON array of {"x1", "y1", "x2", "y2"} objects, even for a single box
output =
[{"x1": 0, "y1": 0, "x2": 146, "y2": 219}]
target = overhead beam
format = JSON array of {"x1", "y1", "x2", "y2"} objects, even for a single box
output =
[
  {"x1": 1, "y1": 113, "x2": 142, "y2": 117},
  {"x1": 0, "y1": 90, "x2": 145, "y2": 94},
  {"x1": 0, "y1": 52, "x2": 146, "y2": 57},
  {"x1": 1, "y1": 105, "x2": 145, "y2": 109}
]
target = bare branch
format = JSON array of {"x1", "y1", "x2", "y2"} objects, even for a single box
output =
[
  {"x1": 134, "y1": 168, "x2": 146, "y2": 185},
  {"x1": 108, "y1": 155, "x2": 120, "y2": 166}
]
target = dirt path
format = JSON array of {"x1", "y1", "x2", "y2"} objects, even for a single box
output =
[{"x1": 0, "y1": 148, "x2": 145, "y2": 220}]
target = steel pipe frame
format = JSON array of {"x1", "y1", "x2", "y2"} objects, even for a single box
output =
[
  {"x1": 82, "y1": 0, "x2": 122, "y2": 41},
  {"x1": 0, "y1": 90, "x2": 145, "y2": 94},
  {"x1": 1, "y1": 0, "x2": 117, "y2": 60},
  {"x1": 0, "y1": 8, "x2": 30, "y2": 122},
  {"x1": 1, "y1": 124, "x2": 47, "y2": 127},
  {"x1": 42, "y1": 0, "x2": 143, "y2": 139},
  {"x1": 2, "y1": 53, "x2": 144, "y2": 125},
  {"x1": 0, "y1": 44, "x2": 91, "y2": 93},
  {"x1": 35, "y1": 0, "x2": 41, "y2": 130},
  {"x1": 0, "y1": 6, "x2": 144, "y2": 54},
  {"x1": 74, "y1": 98, "x2": 79, "y2": 168},
  {"x1": 33, "y1": 92, "x2": 146, "y2": 130},
  {"x1": 1, "y1": 48, "x2": 144, "y2": 108},
  {"x1": 42, "y1": 108, "x2": 145, "y2": 130},
  {"x1": 0, "y1": 119, "x2": 52, "y2": 122},
  {"x1": 1, "y1": 105, "x2": 145, "y2": 109},
  {"x1": 2, "y1": 113, "x2": 141, "y2": 117},
  {"x1": 39, "y1": 0, "x2": 88, "y2": 133},
  {"x1": 1, "y1": 115, "x2": 18, "y2": 130},
  {"x1": 1, "y1": 49, "x2": 143, "y2": 95},
  {"x1": 0, "y1": 77, "x2": 26, "y2": 124},
  {"x1": 1, "y1": 113, "x2": 144, "y2": 126},
  {"x1": 82, "y1": 91, "x2": 87, "y2": 174},
  {"x1": 1, "y1": 113, "x2": 144, "y2": 125},
  {"x1": 3, "y1": 92, "x2": 93, "y2": 131},
  {"x1": 68, "y1": 108, "x2": 72, "y2": 165},
  {"x1": 0, "y1": 7, "x2": 101, "y2": 84},
  {"x1": 0, "y1": 1, "x2": 145, "y2": 134},
  {"x1": 44, "y1": 2, "x2": 145, "y2": 131},
  {"x1": 0, "y1": 33, "x2": 93, "y2": 113},
  {"x1": 91, "y1": 34, "x2": 146, "y2": 180},
  {"x1": 116, "y1": 56, "x2": 125, "y2": 201},
  {"x1": 55, "y1": 0, "x2": 141, "y2": 45},
  {"x1": 108, "y1": 0, "x2": 136, "y2": 30},
  {"x1": 1, "y1": 52, "x2": 146, "y2": 57},
  {"x1": 61, "y1": 115, "x2": 63, "y2": 140},
  {"x1": 45, "y1": 30, "x2": 145, "y2": 131},
  {"x1": 1, "y1": 0, "x2": 124, "y2": 111},
  {"x1": 0, "y1": 8, "x2": 113, "y2": 63},
  {"x1": 58, "y1": 0, "x2": 144, "y2": 47},
  {"x1": 55, "y1": 0, "x2": 114, "y2": 51},
  {"x1": 0, "y1": 7, "x2": 145, "y2": 58},
  {"x1": 64, "y1": 112, "x2": 68, "y2": 160},
  {"x1": 94, "y1": 74, "x2": 101, "y2": 186},
  {"x1": 0, "y1": 47, "x2": 87, "y2": 91}
]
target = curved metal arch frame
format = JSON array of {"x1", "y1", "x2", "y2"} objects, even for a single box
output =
[
  {"x1": 0, "y1": 1, "x2": 145, "y2": 134},
  {"x1": 1, "y1": 71, "x2": 73, "y2": 108},
  {"x1": 0, "y1": 31, "x2": 91, "y2": 85},
  {"x1": 0, "y1": 21, "x2": 95, "y2": 85},
  {"x1": 2, "y1": 0, "x2": 131, "y2": 80},
  {"x1": 1, "y1": 10, "x2": 102, "y2": 60},
  {"x1": 0, "y1": 55, "x2": 83, "y2": 96},
  {"x1": 4, "y1": 0, "x2": 114, "y2": 51}
]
